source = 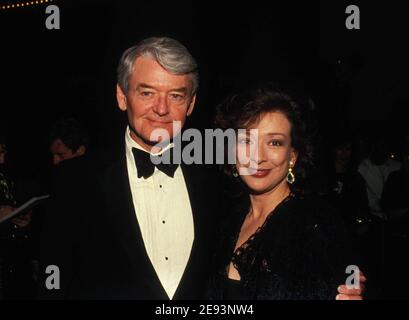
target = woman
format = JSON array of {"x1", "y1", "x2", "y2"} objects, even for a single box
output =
[
  {"x1": 0, "y1": 138, "x2": 35, "y2": 300},
  {"x1": 208, "y1": 83, "x2": 363, "y2": 300},
  {"x1": 326, "y1": 135, "x2": 370, "y2": 236}
]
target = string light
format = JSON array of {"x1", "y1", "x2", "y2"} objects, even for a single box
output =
[{"x1": 1, "y1": 0, "x2": 54, "y2": 10}]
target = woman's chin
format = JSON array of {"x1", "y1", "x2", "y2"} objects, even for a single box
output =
[
  {"x1": 245, "y1": 182, "x2": 271, "y2": 195},
  {"x1": 243, "y1": 177, "x2": 288, "y2": 196}
]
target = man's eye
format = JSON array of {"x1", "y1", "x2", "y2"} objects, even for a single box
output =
[
  {"x1": 170, "y1": 93, "x2": 184, "y2": 100},
  {"x1": 140, "y1": 91, "x2": 153, "y2": 97}
]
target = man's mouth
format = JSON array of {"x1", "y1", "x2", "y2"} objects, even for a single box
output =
[{"x1": 147, "y1": 119, "x2": 172, "y2": 126}]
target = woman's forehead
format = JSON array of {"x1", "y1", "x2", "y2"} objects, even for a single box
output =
[{"x1": 245, "y1": 111, "x2": 291, "y2": 133}]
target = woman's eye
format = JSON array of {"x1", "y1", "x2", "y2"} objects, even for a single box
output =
[
  {"x1": 238, "y1": 138, "x2": 252, "y2": 144},
  {"x1": 269, "y1": 140, "x2": 283, "y2": 146}
]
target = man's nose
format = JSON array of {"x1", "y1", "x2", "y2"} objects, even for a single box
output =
[{"x1": 152, "y1": 95, "x2": 170, "y2": 116}]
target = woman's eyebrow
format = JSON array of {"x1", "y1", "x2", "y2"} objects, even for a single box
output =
[{"x1": 265, "y1": 133, "x2": 287, "y2": 138}]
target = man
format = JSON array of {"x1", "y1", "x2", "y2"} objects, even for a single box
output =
[
  {"x1": 40, "y1": 37, "x2": 364, "y2": 300},
  {"x1": 40, "y1": 37, "x2": 220, "y2": 300},
  {"x1": 49, "y1": 117, "x2": 88, "y2": 166},
  {"x1": 47, "y1": 117, "x2": 91, "y2": 205}
]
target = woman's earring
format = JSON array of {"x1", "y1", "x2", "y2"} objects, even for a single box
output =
[
  {"x1": 286, "y1": 162, "x2": 295, "y2": 184},
  {"x1": 232, "y1": 166, "x2": 239, "y2": 178}
]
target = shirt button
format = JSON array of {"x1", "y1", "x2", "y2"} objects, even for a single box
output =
[
  {"x1": 162, "y1": 220, "x2": 166, "y2": 224},
  {"x1": 165, "y1": 257, "x2": 169, "y2": 261},
  {"x1": 159, "y1": 185, "x2": 163, "y2": 188}
]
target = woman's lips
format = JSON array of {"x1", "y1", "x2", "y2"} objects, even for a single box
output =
[{"x1": 250, "y1": 169, "x2": 271, "y2": 178}]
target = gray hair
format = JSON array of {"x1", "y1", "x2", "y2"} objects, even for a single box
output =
[{"x1": 117, "y1": 37, "x2": 199, "y2": 95}]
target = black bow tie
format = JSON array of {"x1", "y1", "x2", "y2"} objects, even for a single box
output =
[{"x1": 132, "y1": 147, "x2": 179, "y2": 179}]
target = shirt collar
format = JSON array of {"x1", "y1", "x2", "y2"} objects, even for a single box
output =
[{"x1": 125, "y1": 125, "x2": 174, "y2": 156}]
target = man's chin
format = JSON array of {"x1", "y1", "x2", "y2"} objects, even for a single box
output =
[
  {"x1": 142, "y1": 138, "x2": 160, "y2": 146},
  {"x1": 141, "y1": 135, "x2": 173, "y2": 149}
]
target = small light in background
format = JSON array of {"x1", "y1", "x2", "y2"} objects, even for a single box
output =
[{"x1": 0, "y1": 0, "x2": 53, "y2": 10}]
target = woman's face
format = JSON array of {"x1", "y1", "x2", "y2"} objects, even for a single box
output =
[{"x1": 236, "y1": 111, "x2": 297, "y2": 194}]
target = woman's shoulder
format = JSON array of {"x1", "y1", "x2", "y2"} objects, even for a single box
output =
[
  {"x1": 259, "y1": 194, "x2": 352, "y2": 293},
  {"x1": 290, "y1": 193, "x2": 343, "y2": 221},
  {"x1": 283, "y1": 193, "x2": 348, "y2": 241}
]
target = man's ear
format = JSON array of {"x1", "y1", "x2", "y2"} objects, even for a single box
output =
[
  {"x1": 116, "y1": 84, "x2": 128, "y2": 111},
  {"x1": 186, "y1": 94, "x2": 196, "y2": 117}
]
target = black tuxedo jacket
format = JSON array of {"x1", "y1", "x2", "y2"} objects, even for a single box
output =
[{"x1": 40, "y1": 138, "x2": 221, "y2": 300}]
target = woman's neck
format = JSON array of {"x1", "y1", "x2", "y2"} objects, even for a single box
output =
[{"x1": 249, "y1": 180, "x2": 291, "y2": 221}]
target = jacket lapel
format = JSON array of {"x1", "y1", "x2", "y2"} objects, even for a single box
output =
[
  {"x1": 97, "y1": 136, "x2": 219, "y2": 299},
  {"x1": 173, "y1": 163, "x2": 218, "y2": 299},
  {"x1": 99, "y1": 145, "x2": 168, "y2": 299}
]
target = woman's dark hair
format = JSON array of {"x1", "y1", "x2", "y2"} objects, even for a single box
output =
[{"x1": 214, "y1": 82, "x2": 316, "y2": 194}]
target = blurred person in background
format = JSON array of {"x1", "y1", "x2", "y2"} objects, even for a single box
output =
[{"x1": 0, "y1": 135, "x2": 36, "y2": 300}]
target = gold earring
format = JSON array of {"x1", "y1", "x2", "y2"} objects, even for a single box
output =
[{"x1": 286, "y1": 163, "x2": 295, "y2": 184}]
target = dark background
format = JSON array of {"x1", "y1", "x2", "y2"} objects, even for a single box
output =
[{"x1": 1, "y1": 0, "x2": 408, "y2": 177}]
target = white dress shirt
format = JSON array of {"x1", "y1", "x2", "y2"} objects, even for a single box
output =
[{"x1": 125, "y1": 126, "x2": 194, "y2": 299}]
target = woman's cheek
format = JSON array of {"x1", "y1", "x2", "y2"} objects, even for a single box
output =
[
  {"x1": 268, "y1": 150, "x2": 289, "y2": 166},
  {"x1": 236, "y1": 145, "x2": 251, "y2": 166}
]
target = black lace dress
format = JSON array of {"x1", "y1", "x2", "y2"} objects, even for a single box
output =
[{"x1": 207, "y1": 193, "x2": 357, "y2": 300}]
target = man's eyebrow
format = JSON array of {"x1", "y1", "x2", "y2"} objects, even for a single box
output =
[
  {"x1": 135, "y1": 83, "x2": 155, "y2": 90},
  {"x1": 135, "y1": 84, "x2": 188, "y2": 93},
  {"x1": 169, "y1": 87, "x2": 188, "y2": 94}
]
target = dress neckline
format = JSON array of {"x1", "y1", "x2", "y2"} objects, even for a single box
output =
[
  {"x1": 227, "y1": 192, "x2": 295, "y2": 279},
  {"x1": 233, "y1": 192, "x2": 294, "y2": 256}
]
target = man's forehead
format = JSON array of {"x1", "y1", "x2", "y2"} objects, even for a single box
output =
[{"x1": 131, "y1": 56, "x2": 192, "y2": 89}]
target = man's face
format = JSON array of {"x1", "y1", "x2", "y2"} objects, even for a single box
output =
[
  {"x1": 50, "y1": 138, "x2": 84, "y2": 166},
  {"x1": 116, "y1": 56, "x2": 196, "y2": 151},
  {"x1": 335, "y1": 144, "x2": 352, "y2": 166}
]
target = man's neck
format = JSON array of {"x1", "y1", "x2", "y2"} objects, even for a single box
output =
[{"x1": 129, "y1": 130, "x2": 168, "y2": 154}]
